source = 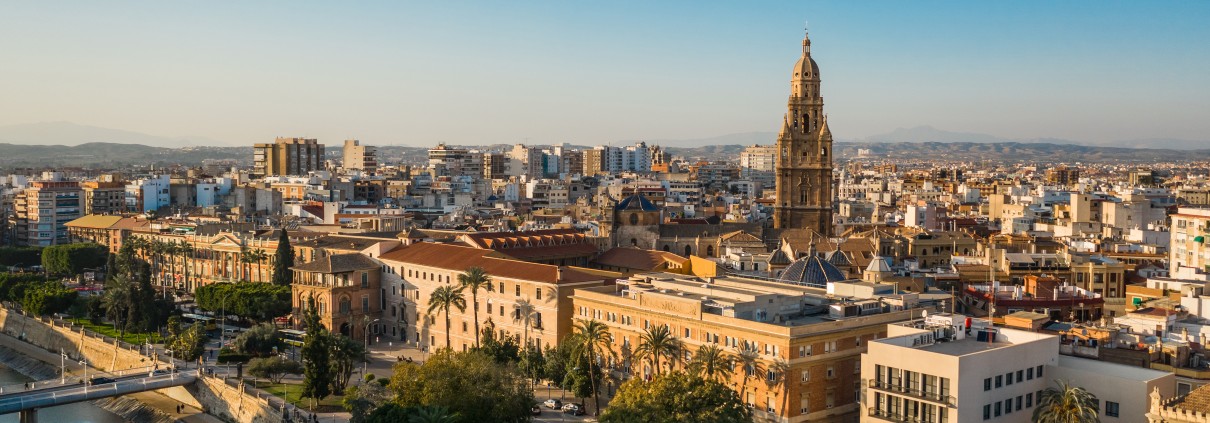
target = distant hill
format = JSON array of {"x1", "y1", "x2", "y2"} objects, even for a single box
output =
[
  {"x1": 0, "y1": 121, "x2": 228, "y2": 147},
  {"x1": 0, "y1": 142, "x2": 246, "y2": 169},
  {"x1": 835, "y1": 141, "x2": 1210, "y2": 163}
]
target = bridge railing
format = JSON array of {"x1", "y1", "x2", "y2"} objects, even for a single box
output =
[{"x1": 0, "y1": 371, "x2": 197, "y2": 414}]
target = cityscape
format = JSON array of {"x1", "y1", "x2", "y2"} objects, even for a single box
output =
[{"x1": 0, "y1": 2, "x2": 1208, "y2": 423}]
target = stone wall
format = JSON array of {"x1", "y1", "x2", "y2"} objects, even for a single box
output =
[
  {"x1": 0, "y1": 307, "x2": 163, "y2": 373},
  {"x1": 191, "y1": 376, "x2": 285, "y2": 423}
]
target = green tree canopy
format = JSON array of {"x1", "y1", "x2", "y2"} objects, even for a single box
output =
[
  {"x1": 232, "y1": 323, "x2": 284, "y2": 357},
  {"x1": 600, "y1": 371, "x2": 751, "y2": 423},
  {"x1": 195, "y1": 282, "x2": 292, "y2": 323},
  {"x1": 301, "y1": 296, "x2": 333, "y2": 406},
  {"x1": 1033, "y1": 379, "x2": 1100, "y2": 423},
  {"x1": 387, "y1": 350, "x2": 534, "y2": 423},
  {"x1": 0, "y1": 246, "x2": 42, "y2": 268},
  {"x1": 21, "y1": 282, "x2": 78, "y2": 316},
  {"x1": 41, "y1": 243, "x2": 107, "y2": 276},
  {"x1": 248, "y1": 356, "x2": 303, "y2": 384},
  {"x1": 329, "y1": 333, "x2": 366, "y2": 394}
]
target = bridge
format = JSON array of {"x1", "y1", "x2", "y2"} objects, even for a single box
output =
[{"x1": 0, "y1": 368, "x2": 196, "y2": 423}]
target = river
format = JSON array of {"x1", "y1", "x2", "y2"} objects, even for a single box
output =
[{"x1": 0, "y1": 362, "x2": 125, "y2": 423}]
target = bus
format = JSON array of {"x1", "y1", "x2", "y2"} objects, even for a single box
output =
[
  {"x1": 181, "y1": 313, "x2": 217, "y2": 332},
  {"x1": 279, "y1": 329, "x2": 305, "y2": 347}
]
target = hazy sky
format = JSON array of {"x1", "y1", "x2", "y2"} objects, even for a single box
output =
[{"x1": 1, "y1": 1, "x2": 1207, "y2": 147}]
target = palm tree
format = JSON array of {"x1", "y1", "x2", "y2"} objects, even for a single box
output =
[
  {"x1": 766, "y1": 358, "x2": 789, "y2": 416},
  {"x1": 514, "y1": 299, "x2": 538, "y2": 371},
  {"x1": 426, "y1": 285, "x2": 466, "y2": 350},
  {"x1": 178, "y1": 242, "x2": 195, "y2": 291},
  {"x1": 251, "y1": 249, "x2": 269, "y2": 283},
  {"x1": 635, "y1": 325, "x2": 682, "y2": 377},
  {"x1": 735, "y1": 345, "x2": 764, "y2": 405},
  {"x1": 238, "y1": 246, "x2": 255, "y2": 282},
  {"x1": 689, "y1": 344, "x2": 734, "y2": 381},
  {"x1": 457, "y1": 266, "x2": 492, "y2": 348},
  {"x1": 1033, "y1": 380, "x2": 1099, "y2": 423},
  {"x1": 572, "y1": 319, "x2": 614, "y2": 417},
  {"x1": 408, "y1": 405, "x2": 460, "y2": 423}
]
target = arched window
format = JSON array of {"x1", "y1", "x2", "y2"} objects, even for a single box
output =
[
  {"x1": 662, "y1": 245, "x2": 671, "y2": 252},
  {"x1": 706, "y1": 245, "x2": 715, "y2": 257},
  {"x1": 629, "y1": 213, "x2": 639, "y2": 225},
  {"x1": 631, "y1": 238, "x2": 638, "y2": 246},
  {"x1": 684, "y1": 245, "x2": 692, "y2": 257}
]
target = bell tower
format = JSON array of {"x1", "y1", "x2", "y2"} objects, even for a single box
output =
[{"x1": 774, "y1": 28, "x2": 834, "y2": 236}]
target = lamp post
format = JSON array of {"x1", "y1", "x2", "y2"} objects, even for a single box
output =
[
  {"x1": 60, "y1": 349, "x2": 66, "y2": 384},
  {"x1": 363, "y1": 318, "x2": 381, "y2": 378}
]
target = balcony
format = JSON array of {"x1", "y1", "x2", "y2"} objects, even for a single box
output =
[
  {"x1": 867, "y1": 380, "x2": 955, "y2": 407},
  {"x1": 868, "y1": 407, "x2": 921, "y2": 423}
]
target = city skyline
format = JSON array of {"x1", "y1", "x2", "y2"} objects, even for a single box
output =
[{"x1": 2, "y1": 1, "x2": 1208, "y2": 147}]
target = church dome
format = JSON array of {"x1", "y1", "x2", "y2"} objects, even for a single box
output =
[
  {"x1": 778, "y1": 254, "x2": 847, "y2": 287},
  {"x1": 615, "y1": 194, "x2": 658, "y2": 211},
  {"x1": 793, "y1": 56, "x2": 819, "y2": 80}
]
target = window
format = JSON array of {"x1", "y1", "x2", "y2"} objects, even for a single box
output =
[
  {"x1": 994, "y1": 401, "x2": 1001, "y2": 417},
  {"x1": 995, "y1": 375, "x2": 1002, "y2": 388},
  {"x1": 536, "y1": 288, "x2": 542, "y2": 300},
  {"x1": 1015, "y1": 396, "x2": 1022, "y2": 411},
  {"x1": 515, "y1": 285, "x2": 521, "y2": 296},
  {"x1": 826, "y1": 366, "x2": 834, "y2": 379},
  {"x1": 984, "y1": 378, "x2": 992, "y2": 391},
  {"x1": 1004, "y1": 399, "x2": 1013, "y2": 414},
  {"x1": 983, "y1": 404, "x2": 991, "y2": 420},
  {"x1": 1005, "y1": 372, "x2": 1013, "y2": 385},
  {"x1": 1026, "y1": 393, "x2": 1033, "y2": 407},
  {"x1": 1016, "y1": 370, "x2": 1024, "y2": 383},
  {"x1": 462, "y1": 321, "x2": 468, "y2": 332},
  {"x1": 1036, "y1": 365, "x2": 1044, "y2": 378},
  {"x1": 361, "y1": 272, "x2": 368, "y2": 287},
  {"x1": 1105, "y1": 401, "x2": 1119, "y2": 417},
  {"x1": 487, "y1": 303, "x2": 493, "y2": 314},
  {"x1": 801, "y1": 370, "x2": 810, "y2": 382},
  {"x1": 1027, "y1": 367, "x2": 1034, "y2": 380}
]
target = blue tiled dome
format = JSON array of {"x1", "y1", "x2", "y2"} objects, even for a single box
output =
[
  {"x1": 615, "y1": 194, "x2": 658, "y2": 211},
  {"x1": 779, "y1": 255, "x2": 848, "y2": 287}
]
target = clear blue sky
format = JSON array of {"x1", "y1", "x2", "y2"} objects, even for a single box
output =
[{"x1": 1, "y1": 1, "x2": 1207, "y2": 146}]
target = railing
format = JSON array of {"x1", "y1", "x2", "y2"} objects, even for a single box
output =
[
  {"x1": 868, "y1": 407, "x2": 923, "y2": 423},
  {"x1": 867, "y1": 379, "x2": 956, "y2": 406}
]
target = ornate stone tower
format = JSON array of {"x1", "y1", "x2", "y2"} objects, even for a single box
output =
[{"x1": 774, "y1": 29, "x2": 834, "y2": 236}]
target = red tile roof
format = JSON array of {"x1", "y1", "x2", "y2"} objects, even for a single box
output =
[{"x1": 379, "y1": 242, "x2": 616, "y2": 285}]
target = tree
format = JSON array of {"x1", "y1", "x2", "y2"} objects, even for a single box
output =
[
  {"x1": 571, "y1": 319, "x2": 614, "y2": 416},
  {"x1": 271, "y1": 229, "x2": 294, "y2": 286},
  {"x1": 41, "y1": 243, "x2": 107, "y2": 276},
  {"x1": 635, "y1": 324, "x2": 682, "y2": 377},
  {"x1": 1033, "y1": 380, "x2": 1100, "y2": 423},
  {"x1": 365, "y1": 404, "x2": 460, "y2": 423},
  {"x1": 329, "y1": 333, "x2": 366, "y2": 394},
  {"x1": 457, "y1": 266, "x2": 492, "y2": 348},
  {"x1": 426, "y1": 285, "x2": 466, "y2": 350},
  {"x1": 387, "y1": 350, "x2": 533, "y2": 423},
  {"x1": 196, "y1": 282, "x2": 292, "y2": 323},
  {"x1": 167, "y1": 317, "x2": 207, "y2": 364},
  {"x1": 688, "y1": 344, "x2": 734, "y2": 382},
  {"x1": 178, "y1": 242, "x2": 195, "y2": 291},
  {"x1": 476, "y1": 323, "x2": 521, "y2": 364},
  {"x1": 0, "y1": 246, "x2": 42, "y2": 268},
  {"x1": 232, "y1": 323, "x2": 283, "y2": 357},
  {"x1": 248, "y1": 356, "x2": 303, "y2": 384},
  {"x1": 542, "y1": 338, "x2": 576, "y2": 390},
  {"x1": 514, "y1": 298, "x2": 537, "y2": 359},
  {"x1": 21, "y1": 282, "x2": 78, "y2": 316},
  {"x1": 300, "y1": 296, "x2": 333, "y2": 408},
  {"x1": 250, "y1": 248, "x2": 269, "y2": 283},
  {"x1": 600, "y1": 371, "x2": 750, "y2": 423},
  {"x1": 735, "y1": 345, "x2": 763, "y2": 403},
  {"x1": 342, "y1": 378, "x2": 390, "y2": 423}
]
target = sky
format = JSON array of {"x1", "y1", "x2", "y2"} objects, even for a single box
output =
[{"x1": 1, "y1": 1, "x2": 1207, "y2": 147}]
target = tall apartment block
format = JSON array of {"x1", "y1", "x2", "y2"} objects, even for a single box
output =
[
  {"x1": 81, "y1": 181, "x2": 127, "y2": 215},
  {"x1": 11, "y1": 181, "x2": 83, "y2": 246},
  {"x1": 253, "y1": 137, "x2": 325, "y2": 177},
  {"x1": 1171, "y1": 207, "x2": 1210, "y2": 276},
  {"x1": 341, "y1": 139, "x2": 377, "y2": 173}
]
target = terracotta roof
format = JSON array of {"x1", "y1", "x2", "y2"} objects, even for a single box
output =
[
  {"x1": 458, "y1": 229, "x2": 599, "y2": 260},
  {"x1": 380, "y1": 242, "x2": 617, "y2": 285},
  {"x1": 591, "y1": 247, "x2": 686, "y2": 271},
  {"x1": 295, "y1": 235, "x2": 388, "y2": 251},
  {"x1": 292, "y1": 253, "x2": 378, "y2": 274},
  {"x1": 1175, "y1": 384, "x2": 1210, "y2": 413},
  {"x1": 110, "y1": 217, "x2": 151, "y2": 231}
]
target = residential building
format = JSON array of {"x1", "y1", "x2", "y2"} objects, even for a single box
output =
[
  {"x1": 253, "y1": 137, "x2": 325, "y2": 177},
  {"x1": 81, "y1": 181, "x2": 127, "y2": 215},
  {"x1": 12, "y1": 180, "x2": 83, "y2": 246},
  {"x1": 862, "y1": 316, "x2": 1174, "y2": 423},
  {"x1": 1171, "y1": 207, "x2": 1210, "y2": 277},
  {"x1": 342, "y1": 139, "x2": 377, "y2": 173}
]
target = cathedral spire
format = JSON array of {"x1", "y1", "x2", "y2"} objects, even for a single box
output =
[{"x1": 802, "y1": 22, "x2": 811, "y2": 55}]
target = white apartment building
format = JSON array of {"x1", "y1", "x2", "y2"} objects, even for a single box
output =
[
  {"x1": 862, "y1": 314, "x2": 1173, "y2": 423},
  {"x1": 1171, "y1": 207, "x2": 1210, "y2": 276}
]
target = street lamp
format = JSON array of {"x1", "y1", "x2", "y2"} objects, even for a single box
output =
[
  {"x1": 363, "y1": 318, "x2": 381, "y2": 378},
  {"x1": 219, "y1": 291, "x2": 234, "y2": 351}
]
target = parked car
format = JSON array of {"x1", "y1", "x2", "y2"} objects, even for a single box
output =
[
  {"x1": 88, "y1": 377, "x2": 114, "y2": 385},
  {"x1": 531, "y1": 404, "x2": 542, "y2": 416},
  {"x1": 562, "y1": 403, "x2": 586, "y2": 416},
  {"x1": 149, "y1": 369, "x2": 170, "y2": 377},
  {"x1": 543, "y1": 399, "x2": 562, "y2": 409}
]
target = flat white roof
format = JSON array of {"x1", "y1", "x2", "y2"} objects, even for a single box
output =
[{"x1": 1055, "y1": 355, "x2": 1172, "y2": 382}]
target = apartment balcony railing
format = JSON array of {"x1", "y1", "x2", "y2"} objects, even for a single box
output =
[
  {"x1": 868, "y1": 407, "x2": 922, "y2": 423},
  {"x1": 867, "y1": 380, "x2": 956, "y2": 407}
]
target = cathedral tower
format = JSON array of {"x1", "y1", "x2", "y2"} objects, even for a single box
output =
[{"x1": 773, "y1": 29, "x2": 834, "y2": 236}]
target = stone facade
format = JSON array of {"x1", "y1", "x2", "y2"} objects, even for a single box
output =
[{"x1": 774, "y1": 31, "x2": 834, "y2": 236}]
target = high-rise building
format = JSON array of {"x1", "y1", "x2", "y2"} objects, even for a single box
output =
[
  {"x1": 81, "y1": 180, "x2": 127, "y2": 215},
  {"x1": 1044, "y1": 166, "x2": 1080, "y2": 186},
  {"x1": 774, "y1": 30, "x2": 834, "y2": 235},
  {"x1": 583, "y1": 148, "x2": 605, "y2": 176},
  {"x1": 12, "y1": 181, "x2": 83, "y2": 246},
  {"x1": 1171, "y1": 207, "x2": 1210, "y2": 276},
  {"x1": 253, "y1": 137, "x2": 325, "y2": 177},
  {"x1": 342, "y1": 139, "x2": 377, "y2": 173},
  {"x1": 741, "y1": 144, "x2": 777, "y2": 189}
]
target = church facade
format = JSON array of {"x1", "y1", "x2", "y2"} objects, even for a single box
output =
[{"x1": 774, "y1": 30, "x2": 835, "y2": 237}]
